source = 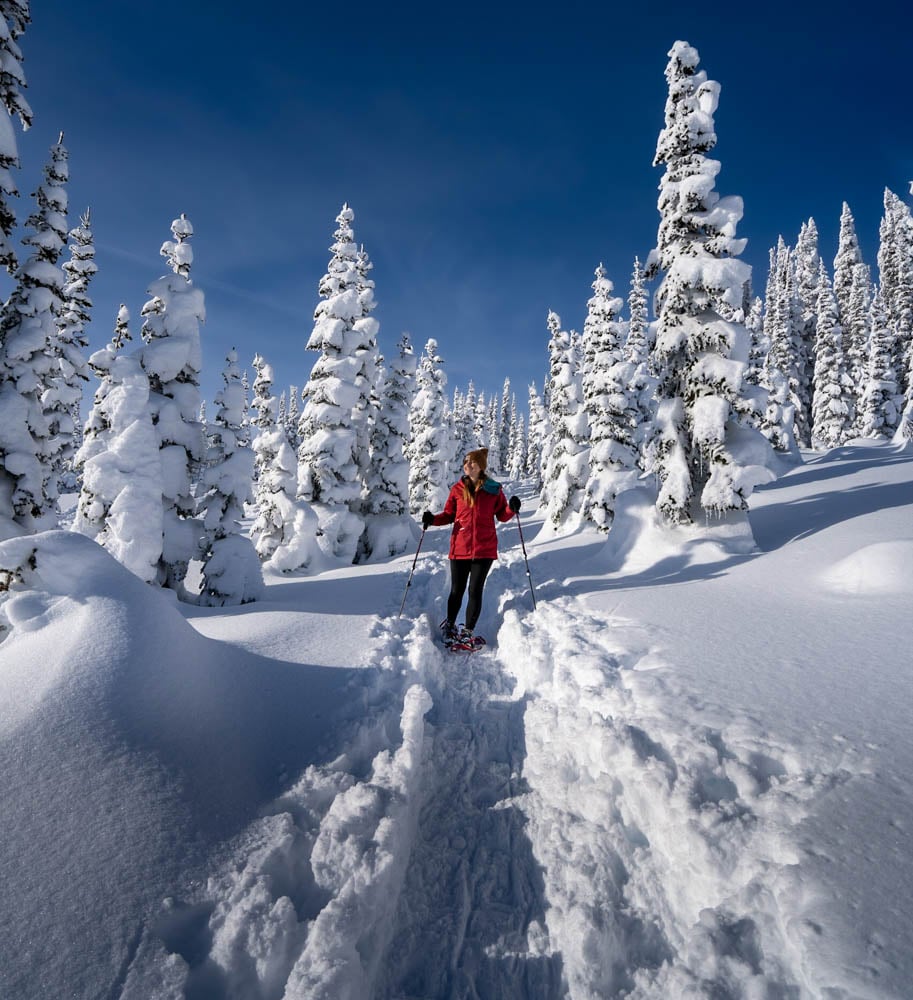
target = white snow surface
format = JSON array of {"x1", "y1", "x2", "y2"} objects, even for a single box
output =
[{"x1": 0, "y1": 441, "x2": 911, "y2": 999}]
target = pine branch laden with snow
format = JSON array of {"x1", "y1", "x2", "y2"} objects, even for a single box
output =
[
  {"x1": 296, "y1": 204, "x2": 375, "y2": 562},
  {"x1": 0, "y1": 0, "x2": 32, "y2": 274},
  {"x1": 408, "y1": 338, "x2": 451, "y2": 514},
  {"x1": 0, "y1": 136, "x2": 68, "y2": 538},
  {"x1": 138, "y1": 214, "x2": 205, "y2": 593},
  {"x1": 579, "y1": 264, "x2": 640, "y2": 532},
  {"x1": 541, "y1": 310, "x2": 590, "y2": 531},
  {"x1": 359, "y1": 334, "x2": 417, "y2": 561},
  {"x1": 197, "y1": 349, "x2": 263, "y2": 606},
  {"x1": 646, "y1": 41, "x2": 773, "y2": 525}
]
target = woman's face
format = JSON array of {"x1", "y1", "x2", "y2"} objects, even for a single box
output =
[{"x1": 463, "y1": 456, "x2": 482, "y2": 481}]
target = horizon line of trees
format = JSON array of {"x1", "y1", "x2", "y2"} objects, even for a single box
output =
[{"x1": 1, "y1": 15, "x2": 911, "y2": 608}]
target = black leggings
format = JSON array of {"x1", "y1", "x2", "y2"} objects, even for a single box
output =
[{"x1": 447, "y1": 558, "x2": 494, "y2": 630}]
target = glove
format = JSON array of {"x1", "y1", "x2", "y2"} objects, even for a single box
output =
[
  {"x1": 421, "y1": 511, "x2": 435, "y2": 528},
  {"x1": 508, "y1": 495, "x2": 521, "y2": 512}
]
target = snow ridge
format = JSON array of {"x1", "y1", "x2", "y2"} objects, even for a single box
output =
[{"x1": 498, "y1": 597, "x2": 843, "y2": 997}]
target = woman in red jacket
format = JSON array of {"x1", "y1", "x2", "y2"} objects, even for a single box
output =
[{"x1": 422, "y1": 447, "x2": 521, "y2": 646}]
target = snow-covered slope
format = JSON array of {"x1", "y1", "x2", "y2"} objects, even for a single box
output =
[{"x1": 0, "y1": 441, "x2": 910, "y2": 999}]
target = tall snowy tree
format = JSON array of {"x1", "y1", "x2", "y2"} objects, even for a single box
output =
[
  {"x1": 859, "y1": 287, "x2": 899, "y2": 439},
  {"x1": 72, "y1": 308, "x2": 162, "y2": 583},
  {"x1": 580, "y1": 264, "x2": 638, "y2": 531},
  {"x1": 811, "y1": 262, "x2": 853, "y2": 448},
  {"x1": 878, "y1": 189, "x2": 913, "y2": 404},
  {"x1": 360, "y1": 333, "x2": 417, "y2": 560},
  {"x1": 0, "y1": 0, "x2": 32, "y2": 274},
  {"x1": 625, "y1": 256, "x2": 658, "y2": 472},
  {"x1": 197, "y1": 348, "x2": 263, "y2": 605},
  {"x1": 408, "y1": 337, "x2": 451, "y2": 514},
  {"x1": 297, "y1": 204, "x2": 370, "y2": 562},
  {"x1": 843, "y1": 262, "x2": 873, "y2": 436},
  {"x1": 541, "y1": 311, "x2": 589, "y2": 530},
  {"x1": 645, "y1": 40, "x2": 771, "y2": 524},
  {"x1": 507, "y1": 402, "x2": 526, "y2": 482},
  {"x1": 138, "y1": 213, "x2": 205, "y2": 594},
  {"x1": 498, "y1": 377, "x2": 512, "y2": 465},
  {"x1": 485, "y1": 395, "x2": 502, "y2": 473},
  {"x1": 793, "y1": 218, "x2": 821, "y2": 440},
  {"x1": 759, "y1": 238, "x2": 800, "y2": 455},
  {"x1": 832, "y1": 202, "x2": 863, "y2": 327},
  {"x1": 249, "y1": 354, "x2": 319, "y2": 571},
  {"x1": 0, "y1": 135, "x2": 67, "y2": 536},
  {"x1": 44, "y1": 207, "x2": 96, "y2": 494},
  {"x1": 526, "y1": 382, "x2": 547, "y2": 490}
]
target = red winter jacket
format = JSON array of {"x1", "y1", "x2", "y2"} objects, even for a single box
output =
[{"x1": 432, "y1": 477, "x2": 515, "y2": 560}]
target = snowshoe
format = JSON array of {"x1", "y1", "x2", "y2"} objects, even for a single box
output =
[
  {"x1": 448, "y1": 625, "x2": 486, "y2": 652},
  {"x1": 439, "y1": 619, "x2": 459, "y2": 648}
]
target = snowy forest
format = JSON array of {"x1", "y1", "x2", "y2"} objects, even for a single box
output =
[
  {"x1": 2, "y1": 6, "x2": 913, "y2": 998},
  {"x1": 0, "y1": 17, "x2": 911, "y2": 607}
]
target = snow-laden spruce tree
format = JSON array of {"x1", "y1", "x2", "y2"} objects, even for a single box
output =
[
  {"x1": 833, "y1": 202, "x2": 863, "y2": 326},
  {"x1": 449, "y1": 385, "x2": 474, "y2": 481},
  {"x1": 408, "y1": 337, "x2": 451, "y2": 513},
  {"x1": 507, "y1": 404, "x2": 526, "y2": 481},
  {"x1": 645, "y1": 40, "x2": 772, "y2": 525},
  {"x1": 580, "y1": 264, "x2": 639, "y2": 531},
  {"x1": 526, "y1": 382, "x2": 547, "y2": 489},
  {"x1": 285, "y1": 385, "x2": 301, "y2": 452},
  {"x1": 759, "y1": 239, "x2": 800, "y2": 456},
  {"x1": 249, "y1": 354, "x2": 320, "y2": 571},
  {"x1": 793, "y1": 218, "x2": 821, "y2": 442},
  {"x1": 71, "y1": 343, "x2": 162, "y2": 582},
  {"x1": 878, "y1": 189, "x2": 913, "y2": 406},
  {"x1": 360, "y1": 333, "x2": 417, "y2": 560},
  {"x1": 485, "y1": 396, "x2": 503, "y2": 473},
  {"x1": 625, "y1": 256, "x2": 658, "y2": 472},
  {"x1": 472, "y1": 390, "x2": 488, "y2": 447},
  {"x1": 765, "y1": 238, "x2": 804, "y2": 449},
  {"x1": 138, "y1": 214, "x2": 205, "y2": 594},
  {"x1": 197, "y1": 348, "x2": 263, "y2": 605},
  {"x1": 498, "y1": 377, "x2": 512, "y2": 464},
  {"x1": 811, "y1": 262, "x2": 853, "y2": 448},
  {"x1": 297, "y1": 204, "x2": 370, "y2": 562},
  {"x1": 859, "y1": 287, "x2": 899, "y2": 439},
  {"x1": 843, "y1": 262, "x2": 873, "y2": 435},
  {"x1": 351, "y1": 243, "x2": 380, "y2": 488},
  {"x1": 541, "y1": 311, "x2": 590, "y2": 530},
  {"x1": 0, "y1": 135, "x2": 67, "y2": 537},
  {"x1": 44, "y1": 207, "x2": 97, "y2": 494},
  {"x1": 0, "y1": 0, "x2": 32, "y2": 274}
]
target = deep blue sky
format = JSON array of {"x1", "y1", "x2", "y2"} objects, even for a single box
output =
[{"x1": 12, "y1": 0, "x2": 913, "y2": 411}]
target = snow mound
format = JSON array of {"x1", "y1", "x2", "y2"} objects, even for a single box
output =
[{"x1": 821, "y1": 540, "x2": 913, "y2": 595}]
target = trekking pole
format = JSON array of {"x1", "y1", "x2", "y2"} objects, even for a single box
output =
[
  {"x1": 514, "y1": 510, "x2": 537, "y2": 610},
  {"x1": 398, "y1": 527, "x2": 427, "y2": 618}
]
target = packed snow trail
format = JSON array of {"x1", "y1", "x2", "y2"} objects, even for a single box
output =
[{"x1": 111, "y1": 520, "x2": 844, "y2": 999}]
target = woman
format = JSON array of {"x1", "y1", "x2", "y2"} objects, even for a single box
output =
[{"x1": 422, "y1": 447, "x2": 521, "y2": 647}]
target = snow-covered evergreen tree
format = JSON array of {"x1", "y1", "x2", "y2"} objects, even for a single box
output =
[
  {"x1": 408, "y1": 337, "x2": 450, "y2": 513},
  {"x1": 0, "y1": 135, "x2": 67, "y2": 536},
  {"x1": 297, "y1": 204, "x2": 369, "y2": 562},
  {"x1": 843, "y1": 262, "x2": 872, "y2": 435},
  {"x1": 645, "y1": 40, "x2": 771, "y2": 524},
  {"x1": 759, "y1": 238, "x2": 800, "y2": 456},
  {"x1": 507, "y1": 403, "x2": 526, "y2": 482},
  {"x1": 793, "y1": 218, "x2": 821, "y2": 441},
  {"x1": 625, "y1": 257, "x2": 658, "y2": 471},
  {"x1": 811, "y1": 262, "x2": 853, "y2": 448},
  {"x1": 0, "y1": 0, "x2": 32, "y2": 274},
  {"x1": 285, "y1": 385, "x2": 300, "y2": 451},
  {"x1": 833, "y1": 202, "x2": 863, "y2": 327},
  {"x1": 526, "y1": 382, "x2": 546, "y2": 490},
  {"x1": 541, "y1": 311, "x2": 589, "y2": 530},
  {"x1": 138, "y1": 213, "x2": 205, "y2": 593},
  {"x1": 485, "y1": 396, "x2": 502, "y2": 474},
  {"x1": 580, "y1": 264, "x2": 638, "y2": 531},
  {"x1": 72, "y1": 303, "x2": 162, "y2": 583},
  {"x1": 360, "y1": 333, "x2": 417, "y2": 560},
  {"x1": 44, "y1": 207, "x2": 96, "y2": 495},
  {"x1": 351, "y1": 242, "x2": 380, "y2": 496},
  {"x1": 498, "y1": 377, "x2": 512, "y2": 465},
  {"x1": 878, "y1": 189, "x2": 913, "y2": 405},
  {"x1": 197, "y1": 348, "x2": 263, "y2": 605},
  {"x1": 249, "y1": 354, "x2": 319, "y2": 571},
  {"x1": 859, "y1": 287, "x2": 899, "y2": 439}
]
